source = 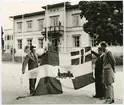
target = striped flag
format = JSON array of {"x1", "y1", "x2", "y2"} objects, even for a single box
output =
[{"x1": 26, "y1": 46, "x2": 94, "y2": 95}]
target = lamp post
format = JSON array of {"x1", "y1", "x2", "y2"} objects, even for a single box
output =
[
  {"x1": 9, "y1": 17, "x2": 15, "y2": 62},
  {"x1": 63, "y1": 2, "x2": 67, "y2": 52},
  {"x1": 21, "y1": 14, "x2": 24, "y2": 62}
]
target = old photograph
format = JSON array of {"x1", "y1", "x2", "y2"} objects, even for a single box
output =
[{"x1": 0, "y1": 0, "x2": 123, "y2": 104}]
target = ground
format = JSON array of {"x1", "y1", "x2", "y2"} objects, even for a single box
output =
[{"x1": 1, "y1": 62, "x2": 123, "y2": 104}]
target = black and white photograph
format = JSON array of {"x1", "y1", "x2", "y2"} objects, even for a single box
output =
[{"x1": 0, "y1": 0, "x2": 123, "y2": 104}]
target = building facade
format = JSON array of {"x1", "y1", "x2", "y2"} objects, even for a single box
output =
[
  {"x1": 10, "y1": 2, "x2": 91, "y2": 56},
  {"x1": 3, "y1": 29, "x2": 13, "y2": 53}
]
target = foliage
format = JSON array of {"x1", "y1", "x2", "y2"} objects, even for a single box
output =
[{"x1": 79, "y1": 1, "x2": 123, "y2": 46}]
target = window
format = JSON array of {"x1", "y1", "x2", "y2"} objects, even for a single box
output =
[
  {"x1": 7, "y1": 45, "x2": 10, "y2": 49},
  {"x1": 73, "y1": 14, "x2": 80, "y2": 26},
  {"x1": 50, "y1": 16, "x2": 59, "y2": 26},
  {"x1": 17, "y1": 22, "x2": 22, "y2": 32},
  {"x1": 73, "y1": 35, "x2": 80, "y2": 47},
  {"x1": 38, "y1": 38, "x2": 43, "y2": 48},
  {"x1": 52, "y1": 38, "x2": 57, "y2": 47},
  {"x1": 7, "y1": 35, "x2": 10, "y2": 40},
  {"x1": 27, "y1": 21, "x2": 32, "y2": 31},
  {"x1": 10, "y1": 36, "x2": 11, "y2": 40},
  {"x1": 11, "y1": 35, "x2": 13, "y2": 40},
  {"x1": 18, "y1": 39, "x2": 22, "y2": 49},
  {"x1": 38, "y1": 19, "x2": 44, "y2": 30},
  {"x1": 27, "y1": 39, "x2": 32, "y2": 47}
]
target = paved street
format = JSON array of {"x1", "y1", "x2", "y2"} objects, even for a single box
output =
[{"x1": 1, "y1": 62, "x2": 123, "y2": 104}]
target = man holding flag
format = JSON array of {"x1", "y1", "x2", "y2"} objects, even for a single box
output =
[{"x1": 22, "y1": 45, "x2": 39, "y2": 95}]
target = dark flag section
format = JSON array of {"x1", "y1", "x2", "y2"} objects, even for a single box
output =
[
  {"x1": 71, "y1": 51, "x2": 80, "y2": 65},
  {"x1": 71, "y1": 58, "x2": 80, "y2": 65},
  {"x1": 40, "y1": 51, "x2": 59, "y2": 66},
  {"x1": 33, "y1": 77, "x2": 63, "y2": 95},
  {"x1": 72, "y1": 72, "x2": 94, "y2": 89},
  {"x1": 85, "y1": 46, "x2": 92, "y2": 62},
  {"x1": 26, "y1": 46, "x2": 94, "y2": 96}
]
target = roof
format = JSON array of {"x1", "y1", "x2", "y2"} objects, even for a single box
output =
[
  {"x1": 42, "y1": 2, "x2": 78, "y2": 10},
  {"x1": 66, "y1": 4, "x2": 79, "y2": 10},
  {"x1": 42, "y1": 2, "x2": 71, "y2": 9},
  {"x1": 10, "y1": 11, "x2": 45, "y2": 19},
  {"x1": 10, "y1": 2, "x2": 79, "y2": 19},
  {"x1": 4, "y1": 29, "x2": 13, "y2": 31}
]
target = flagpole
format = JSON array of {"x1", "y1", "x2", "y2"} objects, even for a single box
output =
[
  {"x1": 45, "y1": 5, "x2": 48, "y2": 41},
  {"x1": 22, "y1": 14, "x2": 24, "y2": 62},
  {"x1": 12, "y1": 17, "x2": 15, "y2": 62},
  {"x1": 64, "y1": 2, "x2": 66, "y2": 52}
]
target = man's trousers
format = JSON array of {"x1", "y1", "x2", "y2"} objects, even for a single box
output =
[
  {"x1": 105, "y1": 84, "x2": 114, "y2": 100},
  {"x1": 95, "y1": 78, "x2": 105, "y2": 97},
  {"x1": 29, "y1": 78, "x2": 36, "y2": 94}
]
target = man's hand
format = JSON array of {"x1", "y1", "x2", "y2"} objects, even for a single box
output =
[
  {"x1": 22, "y1": 70, "x2": 25, "y2": 74},
  {"x1": 113, "y1": 69, "x2": 116, "y2": 73}
]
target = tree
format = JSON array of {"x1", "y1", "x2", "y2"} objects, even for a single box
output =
[{"x1": 79, "y1": 1, "x2": 123, "y2": 46}]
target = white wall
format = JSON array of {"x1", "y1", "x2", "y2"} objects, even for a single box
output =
[
  {"x1": 48, "y1": 7, "x2": 64, "y2": 26},
  {"x1": 4, "y1": 29, "x2": 13, "y2": 53},
  {"x1": 14, "y1": 15, "x2": 45, "y2": 33},
  {"x1": 13, "y1": 6, "x2": 91, "y2": 56}
]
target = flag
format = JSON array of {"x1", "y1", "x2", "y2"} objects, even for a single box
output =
[{"x1": 26, "y1": 46, "x2": 94, "y2": 95}]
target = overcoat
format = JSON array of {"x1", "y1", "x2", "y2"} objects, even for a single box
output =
[{"x1": 103, "y1": 51, "x2": 116, "y2": 85}]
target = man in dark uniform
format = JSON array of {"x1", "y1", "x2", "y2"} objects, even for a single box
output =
[
  {"x1": 92, "y1": 47, "x2": 105, "y2": 99},
  {"x1": 22, "y1": 45, "x2": 39, "y2": 95}
]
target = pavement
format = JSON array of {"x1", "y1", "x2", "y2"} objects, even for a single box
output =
[{"x1": 1, "y1": 62, "x2": 123, "y2": 104}]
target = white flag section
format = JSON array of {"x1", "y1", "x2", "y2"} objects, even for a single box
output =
[{"x1": 24, "y1": 46, "x2": 94, "y2": 95}]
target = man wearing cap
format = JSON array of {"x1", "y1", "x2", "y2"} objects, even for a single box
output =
[{"x1": 22, "y1": 45, "x2": 39, "y2": 95}]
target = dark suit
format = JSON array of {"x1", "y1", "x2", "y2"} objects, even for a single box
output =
[
  {"x1": 22, "y1": 52, "x2": 38, "y2": 94},
  {"x1": 92, "y1": 51, "x2": 105, "y2": 97}
]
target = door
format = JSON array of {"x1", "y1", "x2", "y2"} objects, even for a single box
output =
[{"x1": 52, "y1": 38, "x2": 58, "y2": 51}]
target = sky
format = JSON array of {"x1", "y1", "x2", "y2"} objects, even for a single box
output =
[{"x1": 0, "y1": 0, "x2": 82, "y2": 29}]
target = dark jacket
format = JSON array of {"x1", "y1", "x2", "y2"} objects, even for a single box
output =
[
  {"x1": 91, "y1": 50, "x2": 104, "y2": 78},
  {"x1": 22, "y1": 52, "x2": 38, "y2": 72},
  {"x1": 95, "y1": 55, "x2": 104, "y2": 78}
]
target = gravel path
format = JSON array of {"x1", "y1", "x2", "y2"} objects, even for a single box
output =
[{"x1": 2, "y1": 63, "x2": 123, "y2": 104}]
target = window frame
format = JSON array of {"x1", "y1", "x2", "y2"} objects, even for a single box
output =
[
  {"x1": 27, "y1": 20, "x2": 33, "y2": 31},
  {"x1": 17, "y1": 22, "x2": 22, "y2": 32},
  {"x1": 27, "y1": 38, "x2": 33, "y2": 47},
  {"x1": 73, "y1": 35, "x2": 81, "y2": 47},
  {"x1": 37, "y1": 19, "x2": 44, "y2": 30},
  {"x1": 72, "y1": 14, "x2": 80, "y2": 27},
  {"x1": 7, "y1": 45, "x2": 10, "y2": 49},
  {"x1": 17, "y1": 39, "x2": 22, "y2": 49},
  {"x1": 7, "y1": 35, "x2": 10, "y2": 40},
  {"x1": 50, "y1": 15, "x2": 59, "y2": 27}
]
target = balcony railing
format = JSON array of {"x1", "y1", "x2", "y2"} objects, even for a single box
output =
[
  {"x1": 42, "y1": 26, "x2": 83, "y2": 32},
  {"x1": 42, "y1": 26, "x2": 64, "y2": 33}
]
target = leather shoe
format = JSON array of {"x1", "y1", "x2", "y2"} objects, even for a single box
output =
[
  {"x1": 93, "y1": 95, "x2": 100, "y2": 98},
  {"x1": 99, "y1": 97, "x2": 105, "y2": 100},
  {"x1": 109, "y1": 99, "x2": 114, "y2": 104},
  {"x1": 105, "y1": 99, "x2": 114, "y2": 104}
]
